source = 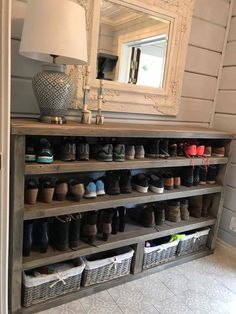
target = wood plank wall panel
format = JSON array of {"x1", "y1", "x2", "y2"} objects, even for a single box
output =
[
  {"x1": 213, "y1": 0, "x2": 236, "y2": 133},
  {"x1": 11, "y1": 0, "x2": 230, "y2": 126}
]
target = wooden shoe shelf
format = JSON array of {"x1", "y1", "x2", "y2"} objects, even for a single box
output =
[{"x1": 9, "y1": 118, "x2": 233, "y2": 314}]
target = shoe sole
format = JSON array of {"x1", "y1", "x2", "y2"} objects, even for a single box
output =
[
  {"x1": 25, "y1": 155, "x2": 36, "y2": 162},
  {"x1": 149, "y1": 185, "x2": 164, "y2": 194},
  {"x1": 164, "y1": 186, "x2": 174, "y2": 190},
  {"x1": 199, "y1": 181, "x2": 206, "y2": 185},
  {"x1": 97, "y1": 157, "x2": 113, "y2": 162},
  {"x1": 135, "y1": 154, "x2": 145, "y2": 159},
  {"x1": 126, "y1": 155, "x2": 135, "y2": 160},
  {"x1": 106, "y1": 189, "x2": 120, "y2": 195},
  {"x1": 133, "y1": 184, "x2": 148, "y2": 193},
  {"x1": 207, "y1": 180, "x2": 216, "y2": 184},
  {"x1": 84, "y1": 192, "x2": 97, "y2": 198},
  {"x1": 120, "y1": 188, "x2": 132, "y2": 193},
  {"x1": 37, "y1": 156, "x2": 53, "y2": 163},
  {"x1": 113, "y1": 158, "x2": 125, "y2": 162},
  {"x1": 212, "y1": 153, "x2": 224, "y2": 157},
  {"x1": 145, "y1": 153, "x2": 159, "y2": 158},
  {"x1": 97, "y1": 190, "x2": 105, "y2": 196}
]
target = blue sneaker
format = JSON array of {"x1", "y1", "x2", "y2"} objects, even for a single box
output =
[
  {"x1": 37, "y1": 138, "x2": 54, "y2": 164},
  {"x1": 96, "y1": 179, "x2": 105, "y2": 196},
  {"x1": 84, "y1": 182, "x2": 97, "y2": 198}
]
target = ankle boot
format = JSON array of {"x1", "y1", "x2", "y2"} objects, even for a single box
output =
[
  {"x1": 118, "y1": 206, "x2": 126, "y2": 232},
  {"x1": 70, "y1": 213, "x2": 81, "y2": 250},
  {"x1": 53, "y1": 215, "x2": 71, "y2": 251},
  {"x1": 83, "y1": 211, "x2": 98, "y2": 244},
  {"x1": 180, "y1": 199, "x2": 189, "y2": 221},
  {"x1": 33, "y1": 219, "x2": 49, "y2": 253},
  {"x1": 166, "y1": 201, "x2": 181, "y2": 222},
  {"x1": 100, "y1": 208, "x2": 113, "y2": 241},
  {"x1": 140, "y1": 204, "x2": 155, "y2": 227},
  {"x1": 189, "y1": 195, "x2": 203, "y2": 218},
  {"x1": 154, "y1": 202, "x2": 165, "y2": 225},
  {"x1": 23, "y1": 220, "x2": 33, "y2": 257},
  {"x1": 111, "y1": 208, "x2": 119, "y2": 234},
  {"x1": 55, "y1": 180, "x2": 68, "y2": 201},
  {"x1": 202, "y1": 194, "x2": 214, "y2": 217}
]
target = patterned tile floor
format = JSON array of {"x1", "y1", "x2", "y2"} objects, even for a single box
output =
[{"x1": 39, "y1": 247, "x2": 236, "y2": 314}]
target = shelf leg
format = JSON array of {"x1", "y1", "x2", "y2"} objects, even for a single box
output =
[
  {"x1": 9, "y1": 135, "x2": 25, "y2": 314},
  {"x1": 131, "y1": 242, "x2": 145, "y2": 274}
]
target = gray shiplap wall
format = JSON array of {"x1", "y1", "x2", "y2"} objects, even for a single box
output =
[
  {"x1": 11, "y1": 0, "x2": 231, "y2": 126},
  {"x1": 212, "y1": 0, "x2": 236, "y2": 247}
]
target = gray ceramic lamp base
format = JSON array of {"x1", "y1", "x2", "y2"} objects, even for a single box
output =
[{"x1": 32, "y1": 64, "x2": 74, "y2": 124}]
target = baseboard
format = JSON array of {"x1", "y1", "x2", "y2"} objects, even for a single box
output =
[{"x1": 216, "y1": 238, "x2": 236, "y2": 259}]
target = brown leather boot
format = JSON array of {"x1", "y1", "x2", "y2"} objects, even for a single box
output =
[
  {"x1": 189, "y1": 195, "x2": 203, "y2": 218},
  {"x1": 180, "y1": 199, "x2": 189, "y2": 220},
  {"x1": 83, "y1": 211, "x2": 98, "y2": 244},
  {"x1": 166, "y1": 201, "x2": 181, "y2": 222},
  {"x1": 202, "y1": 194, "x2": 214, "y2": 217}
]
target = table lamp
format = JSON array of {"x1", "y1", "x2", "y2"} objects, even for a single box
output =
[{"x1": 19, "y1": 0, "x2": 87, "y2": 124}]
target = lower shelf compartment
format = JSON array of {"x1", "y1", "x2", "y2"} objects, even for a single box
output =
[
  {"x1": 21, "y1": 249, "x2": 213, "y2": 314},
  {"x1": 23, "y1": 216, "x2": 216, "y2": 270}
]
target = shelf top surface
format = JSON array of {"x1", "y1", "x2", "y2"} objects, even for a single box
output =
[{"x1": 11, "y1": 118, "x2": 233, "y2": 139}]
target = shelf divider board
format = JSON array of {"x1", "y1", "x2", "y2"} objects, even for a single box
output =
[
  {"x1": 24, "y1": 185, "x2": 222, "y2": 220},
  {"x1": 9, "y1": 135, "x2": 26, "y2": 314},
  {"x1": 24, "y1": 157, "x2": 228, "y2": 175},
  {"x1": 23, "y1": 216, "x2": 216, "y2": 270},
  {"x1": 21, "y1": 249, "x2": 213, "y2": 314}
]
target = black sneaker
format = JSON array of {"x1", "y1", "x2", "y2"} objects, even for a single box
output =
[
  {"x1": 119, "y1": 170, "x2": 132, "y2": 193},
  {"x1": 193, "y1": 166, "x2": 200, "y2": 186},
  {"x1": 25, "y1": 138, "x2": 36, "y2": 162},
  {"x1": 113, "y1": 144, "x2": 125, "y2": 162},
  {"x1": 132, "y1": 173, "x2": 149, "y2": 193},
  {"x1": 76, "y1": 138, "x2": 89, "y2": 161},
  {"x1": 145, "y1": 140, "x2": 160, "y2": 158},
  {"x1": 177, "y1": 142, "x2": 185, "y2": 156},
  {"x1": 199, "y1": 166, "x2": 207, "y2": 185},
  {"x1": 207, "y1": 165, "x2": 218, "y2": 184},
  {"x1": 59, "y1": 137, "x2": 76, "y2": 161},
  {"x1": 169, "y1": 141, "x2": 177, "y2": 157},
  {"x1": 159, "y1": 140, "x2": 170, "y2": 158},
  {"x1": 36, "y1": 138, "x2": 54, "y2": 164},
  {"x1": 149, "y1": 174, "x2": 164, "y2": 194},
  {"x1": 105, "y1": 171, "x2": 120, "y2": 195},
  {"x1": 181, "y1": 166, "x2": 193, "y2": 187},
  {"x1": 95, "y1": 144, "x2": 113, "y2": 162}
]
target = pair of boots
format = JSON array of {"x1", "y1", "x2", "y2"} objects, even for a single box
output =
[
  {"x1": 82, "y1": 209, "x2": 114, "y2": 244},
  {"x1": 165, "y1": 199, "x2": 189, "y2": 222},
  {"x1": 23, "y1": 219, "x2": 49, "y2": 256},
  {"x1": 52, "y1": 214, "x2": 81, "y2": 251},
  {"x1": 128, "y1": 203, "x2": 165, "y2": 227},
  {"x1": 111, "y1": 207, "x2": 126, "y2": 234},
  {"x1": 189, "y1": 194, "x2": 214, "y2": 218}
]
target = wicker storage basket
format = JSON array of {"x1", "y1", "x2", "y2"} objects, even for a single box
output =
[
  {"x1": 177, "y1": 228, "x2": 210, "y2": 256},
  {"x1": 143, "y1": 239, "x2": 179, "y2": 270},
  {"x1": 82, "y1": 247, "x2": 134, "y2": 287},
  {"x1": 22, "y1": 259, "x2": 85, "y2": 307}
]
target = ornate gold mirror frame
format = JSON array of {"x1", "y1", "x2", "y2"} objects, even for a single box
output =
[{"x1": 68, "y1": 0, "x2": 194, "y2": 116}]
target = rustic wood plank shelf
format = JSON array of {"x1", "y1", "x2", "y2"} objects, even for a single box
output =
[
  {"x1": 11, "y1": 118, "x2": 233, "y2": 138},
  {"x1": 24, "y1": 184, "x2": 222, "y2": 220},
  {"x1": 23, "y1": 216, "x2": 216, "y2": 270},
  {"x1": 21, "y1": 249, "x2": 213, "y2": 314},
  {"x1": 24, "y1": 157, "x2": 228, "y2": 175},
  {"x1": 9, "y1": 119, "x2": 232, "y2": 314}
]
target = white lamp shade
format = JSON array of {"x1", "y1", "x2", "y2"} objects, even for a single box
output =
[{"x1": 19, "y1": 0, "x2": 87, "y2": 65}]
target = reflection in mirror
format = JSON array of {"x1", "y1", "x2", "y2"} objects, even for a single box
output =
[{"x1": 97, "y1": 0, "x2": 170, "y2": 88}]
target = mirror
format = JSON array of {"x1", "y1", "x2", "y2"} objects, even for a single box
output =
[
  {"x1": 69, "y1": 0, "x2": 194, "y2": 116},
  {"x1": 97, "y1": 0, "x2": 170, "y2": 89}
]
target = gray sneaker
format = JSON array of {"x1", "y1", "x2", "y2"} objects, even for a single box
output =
[
  {"x1": 113, "y1": 144, "x2": 125, "y2": 162},
  {"x1": 76, "y1": 143, "x2": 89, "y2": 161},
  {"x1": 135, "y1": 145, "x2": 145, "y2": 159},
  {"x1": 125, "y1": 145, "x2": 135, "y2": 160},
  {"x1": 96, "y1": 144, "x2": 113, "y2": 162}
]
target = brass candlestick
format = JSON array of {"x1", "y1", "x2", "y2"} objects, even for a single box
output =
[
  {"x1": 81, "y1": 65, "x2": 92, "y2": 124},
  {"x1": 95, "y1": 79, "x2": 104, "y2": 125}
]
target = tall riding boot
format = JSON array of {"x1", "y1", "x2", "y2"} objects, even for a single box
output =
[
  {"x1": 23, "y1": 220, "x2": 34, "y2": 257},
  {"x1": 70, "y1": 213, "x2": 81, "y2": 250},
  {"x1": 118, "y1": 206, "x2": 126, "y2": 232},
  {"x1": 53, "y1": 215, "x2": 71, "y2": 251},
  {"x1": 33, "y1": 219, "x2": 49, "y2": 253},
  {"x1": 100, "y1": 208, "x2": 114, "y2": 241},
  {"x1": 83, "y1": 211, "x2": 98, "y2": 244}
]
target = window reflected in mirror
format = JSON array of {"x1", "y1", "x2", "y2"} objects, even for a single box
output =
[{"x1": 97, "y1": 0, "x2": 170, "y2": 88}]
